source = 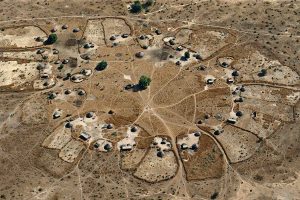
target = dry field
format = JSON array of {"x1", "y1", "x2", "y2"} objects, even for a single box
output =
[{"x1": 0, "y1": 0, "x2": 299, "y2": 200}]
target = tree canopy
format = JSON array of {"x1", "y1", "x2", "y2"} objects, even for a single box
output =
[
  {"x1": 138, "y1": 75, "x2": 151, "y2": 89},
  {"x1": 44, "y1": 33, "x2": 57, "y2": 45},
  {"x1": 130, "y1": 1, "x2": 142, "y2": 13},
  {"x1": 130, "y1": 0, "x2": 153, "y2": 13},
  {"x1": 95, "y1": 61, "x2": 108, "y2": 71}
]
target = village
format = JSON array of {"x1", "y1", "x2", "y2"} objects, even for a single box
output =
[{"x1": 0, "y1": 0, "x2": 299, "y2": 199}]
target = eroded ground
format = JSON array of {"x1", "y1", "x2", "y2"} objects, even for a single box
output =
[{"x1": 0, "y1": 0, "x2": 300, "y2": 200}]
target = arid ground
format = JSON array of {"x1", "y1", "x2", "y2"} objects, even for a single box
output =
[{"x1": 0, "y1": 0, "x2": 299, "y2": 199}]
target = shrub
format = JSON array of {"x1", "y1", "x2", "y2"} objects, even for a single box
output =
[
  {"x1": 184, "y1": 51, "x2": 190, "y2": 59},
  {"x1": 130, "y1": 1, "x2": 142, "y2": 13},
  {"x1": 95, "y1": 61, "x2": 108, "y2": 71},
  {"x1": 142, "y1": 0, "x2": 154, "y2": 9},
  {"x1": 138, "y1": 75, "x2": 151, "y2": 89},
  {"x1": 44, "y1": 33, "x2": 57, "y2": 45}
]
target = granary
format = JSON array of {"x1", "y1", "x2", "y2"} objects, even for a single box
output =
[
  {"x1": 234, "y1": 97, "x2": 243, "y2": 103},
  {"x1": 53, "y1": 49, "x2": 59, "y2": 54},
  {"x1": 73, "y1": 28, "x2": 80, "y2": 33},
  {"x1": 176, "y1": 46, "x2": 183, "y2": 51},
  {"x1": 77, "y1": 89, "x2": 86, "y2": 96},
  {"x1": 35, "y1": 37, "x2": 43, "y2": 42},
  {"x1": 104, "y1": 143, "x2": 112, "y2": 151},
  {"x1": 155, "y1": 29, "x2": 161, "y2": 35},
  {"x1": 169, "y1": 39, "x2": 175, "y2": 45},
  {"x1": 191, "y1": 144, "x2": 198, "y2": 151},
  {"x1": 180, "y1": 56, "x2": 188, "y2": 61},
  {"x1": 51, "y1": 28, "x2": 57, "y2": 33},
  {"x1": 194, "y1": 132, "x2": 201, "y2": 137},
  {"x1": 206, "y1": 79, "x2": 214, "y2": 84},
  {"x1": 214, "y1": 130, "x2": 221, "y2": 135},
  {"x1": 176, "y1": 61, "x2": 181, "y2": 66},
  {"x1": 53, "y1": 111, "x2": 61, "y2": 119},
  {"x1": 125, "y1": 84, "x2": 133, "y2": 90},
  {"x1": 180, "y1": 143, "x2": 188, "y2": 150},
  {"x1": 62, "y1": 24, "x2": 68, "y2": 29},
  {"x1": 79, "y1": 132, "x2": 91, "y2": 141},
  {"x1": 220, "y1": 62, "x2": 229, "y2": 68},
  {"x1": 86, "y1": 112, "x2": 94, "y2": 118},
  {"x1": 48, "y1": 92, "x2": 57, "y2": 100},
  {"x1": 40, "y1": 73, "x2": 50, "y2": 79},
  {"x1": 121, "y1": 33, "x2": 129, "y2": 38},
  {"x1": 80, "y1": 69, "x2": 92, "y2": 76},
  {"x1": 226, "y1": 118, "x2": 237, "y2": 124},
  {"x1": 194, "y1": 54, "x2": 202, "y2": 60},
  {"x1": 157, "y1": 151, "x2": 164, "y2": 158},
  {"x1": 251, "y1": 111, "x2": 257, "y2": 119},
  {"x1": 94, "y1": 142, "x2": 100, "y2": 149},
  {"x1": 135, "y1": 51, "x2": 144, "y2": 58},
  {"x1": 120, "y1": 144, "x2": 132, "y2": 151},
  {"x1": 37, "y1": 48, "x2": 45, "y2": 54},
  {"x1": 65, "y1": 122, "x2": 72, "y2": 128},
  {"x1": 131, "y1": 126, "x2": 137, "y2": 132},
  {"x1": 110, "y1": 35, "x2": 116, "y2": 41},
  {"x1": 240, "y1": 86, "x2": 245, "y2": 92},
  {"x1": 236, "y1": 111, "x2": 243, "y2": 117},
  {"x1": 64, "y1": 89, "x2": 71, "y2": 95},
  {"x1": 227, "y1": 78, "x2": 234, "y2": 84},
  {"x1": 84, "y1": 43, "x2": 91, "y2": 49},
  {"x1": 62, "y1": 59, "x2": 69, "y2": 64},
  {"x1": 106, "y1": 124, "x2": 113, "y2": 129},
  {"x1": 139, "y1": 35, "x2": 146, "y2": 40},
  {"x1": 198, "y1": 65, "x2": 206, "y2": 71},
  {"x1": 232, "y1": 70, "x2": 239, "y2": 77}
]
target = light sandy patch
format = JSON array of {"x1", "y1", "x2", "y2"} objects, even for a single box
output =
[
  {"x1": 0, "y1": 26, "x2": 46, "y2": 48},
  {"x1": 102, "y1": 18, "x2": 131, "y2": 44},
  {"x1": 42, "y1": 127, "x2": 72, "y2": 149},
  {"x1": 236, "y1": 51, "x2": 299, "y2": 85},
  {"x1": 84, "y1": 19, "x2": 105, "y2": 46},
  {"x1": 151, "y1": 136, "x2": 172, "y2": 151},
  {"x1": 134, "y1": 149, "x2": 177, "y2": 182},
  {"x1": 120, "y1": 149, "x2": 147, "y2": 170},
  {"x1": 0, "y1": 61, "x2": 39, "y2": 87},
  {"x1": 94, "y1": 139, "x2": 112, "y2": 152},
  {"x1": 117, "y1": 126, "x2": 140, "y2": 150},
  {"x1": 59, "y1": 140, "x2": 85, "y2": 163},
  {"x1": 123, "y1": 74, "x2": 131, "y2": 80},
  {"x1": 177, "y1": 132, "x2": 200, "y2": 154}
]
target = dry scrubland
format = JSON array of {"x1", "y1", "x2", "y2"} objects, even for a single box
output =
[{"x1": 0, "y1": 0, "x2": 299, "y2": 200}]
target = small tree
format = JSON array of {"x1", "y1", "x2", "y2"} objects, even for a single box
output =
[
  {"x1": 142, "y1": 0, "x2": 153, "y2": 9},
  {"x1": 44, "y1": 33, "x2": 57, "y2": 45},
  {"x1": 95, "y1": 61, "x2": 108, "y2": 71},
  {"x1": 138, "y1": 75, "x2": 151, "y2": 89},
  {"x1": 258, "y1": 69, "x2": 267, "y2": 77},
  {"x1": 130, "y1": 1, "x2": 142, "y2": 13},
  {"x1": 184, "y1": 51, "x2": 190, "y2": 59}
]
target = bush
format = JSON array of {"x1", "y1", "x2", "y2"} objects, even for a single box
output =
[
  {"x1": 95, "y1": 61, "x2": 108, "y2": 71},
  {"x1": 130, "y1": 1, "x2": 142, "y2": 13},
  {"x1": 44, "y1": 33, "x2": 57, "y2": 45},
  {"x1": 142, "y1": 0, "x2": 154, "y2": 9},
  {"x1": 138, "y1": 75, "x2": 151, "y2": 89},
  {"x1": 258, "y1": 69, "x2": 267, "y2": 77},
  {"x1": 184, "y1": 51, "x2": 190, "y2": 59}
]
